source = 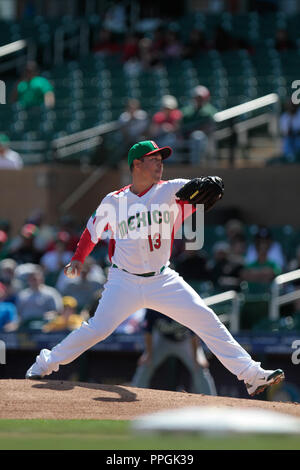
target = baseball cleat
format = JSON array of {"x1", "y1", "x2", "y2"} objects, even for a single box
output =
[
  {"x1": 245, "y1": 369, "x2": 285, "y2": 397},
  {"x1": 25, "y1": 362, "x2": 45, "y2": 380}
]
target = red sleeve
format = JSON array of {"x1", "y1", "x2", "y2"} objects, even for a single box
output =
[
  {"x1": 173, "y1": 109, "x2": 183, "y2": 121},
  {"x1": 71, "y1": 228, "x2": 96, "y2": 264},
  {"x1": 152, "y1": 112, "x2": 165, "y2": 124}
]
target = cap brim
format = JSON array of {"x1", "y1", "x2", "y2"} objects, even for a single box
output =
[{"x1": 144, "y1": 146, "x2": 172, "y2": 160}]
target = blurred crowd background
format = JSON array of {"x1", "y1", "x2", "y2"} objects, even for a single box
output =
[
  {"x1": 1, "y1": 211, "x2": 300, "y2": 334},
  {"x1": 0, "y1": 0, "x2": 300, "y2": 340},
  {"x1": 0, "y1": 0, "x2": 300, "y2": 167}
]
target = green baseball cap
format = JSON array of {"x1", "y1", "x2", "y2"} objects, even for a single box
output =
[
  {"x1": 128, "y1": 140, "x2": 172, "y2": 167},
  {"x1": 0, "y1": 134, "x2": 10, "y2": 145}
]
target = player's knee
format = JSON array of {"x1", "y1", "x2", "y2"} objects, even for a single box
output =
[{"x1": 83, "y1": 318, "x2": 114, "y2": 341}]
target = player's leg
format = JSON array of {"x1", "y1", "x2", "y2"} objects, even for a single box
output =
[
  {"x1": 26, "y1": 270, "x2": 143, "y2": 379},
  {"x1": 144, "y1": 268, "x2": 284, "y2": 393},
  {"x1": 131, "y1": 335, "x2": 171, "y2": 388},
  {"x1": 166, "y1": 338, "x2": 215, "y2": 395}
]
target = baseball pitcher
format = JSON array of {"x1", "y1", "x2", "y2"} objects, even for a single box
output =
[{"x1": 26, "y1": 140, "x2": 284, "y2": 397}]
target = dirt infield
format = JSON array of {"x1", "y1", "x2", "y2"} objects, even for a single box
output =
[{"x1": 1, "y1": 379, "x2": 300, "y2": 420}]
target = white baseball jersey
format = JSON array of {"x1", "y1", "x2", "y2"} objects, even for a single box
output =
[
  {"x1": 85, "y1": 179, "x2": 192, "y2": 274},
  {"x1": 29, "y1": 178, "x2": 267, "y2": 391}
]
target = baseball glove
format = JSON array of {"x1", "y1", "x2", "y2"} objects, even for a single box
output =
[{"x1": 175, "y1": 176, "x2": 224, "y2": 212}]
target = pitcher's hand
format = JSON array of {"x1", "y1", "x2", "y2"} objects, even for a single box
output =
[{"x1": 64, "y1": 260, "x2": 83, "y2": 278}]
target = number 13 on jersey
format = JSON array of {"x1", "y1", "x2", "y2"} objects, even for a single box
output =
[{"x1": 148, "y1": 233, "x2": 161, "y2": 251}]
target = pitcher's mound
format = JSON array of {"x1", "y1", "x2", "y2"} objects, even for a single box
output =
[{"x1": 1, "y1": 379, "x2": 300, "y2": 420}]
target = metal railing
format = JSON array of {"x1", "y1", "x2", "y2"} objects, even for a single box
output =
[
  {"x1": 214, "y1": 93, "x2": 279, "y2": 123},
  {"x1": 0, "y1": 38, "x2": 36, "y2": 74},
  {"x1": 204, "y1": 290, "x2": 241, "y2": 333},
  {"x1": 214, "y1": 93, "x2": 280, "y2": 166},
  {"x1": 0, "y1": 19, "x2": 89, "y2": 72},
  {"x1": 270, "y1": 269, "x2": 300, "y2": 321},
  {"x1": 51, "y1": 120, "x2": 122, "y2": 213},
  {"x1": 54, "y1": 20, "x2": 90, "y2": 66},
  {"x1": 59, "y1": 166, "x2": 109, "y2": 214},
  {"x1": 214, "y1": 111, "x2": 278, "y2": 147},
  {"x1": 51, "y1": 121, "x2": 122, "y2": 160}
]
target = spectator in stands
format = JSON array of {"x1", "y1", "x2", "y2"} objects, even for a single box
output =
[
  {"x1": 103, "y1": 0, "x2": 127, "y2": 34},
  {"x1": 138, "y1": 37, "x2": 164, "y2": 71},
  {"x1": 56, "y1": 254, "x2": 106, "y2": 293},
  {"x1": 123, "y1": 31, "x2": 165, "y2": 76},
  {"x1": 59, "y1": 257, "x2": 104, "y2": 310},
  {"x1": 40, "y1": 231, "x2": 73, "y2": 286},
  {"x1": 163, "y1": 30, "x2": 183, "y2": 60},
  {"x1": 279, "y1": 101, "x2": 300, "y2": 163},
  {"x1": 229, "y1": 234, "x2": 247, "y2": 266},
  {"x1": 0, "y1": 282, "x2": 19, "y2": 332},
  {"x1": 241, "y1": 237, "x2": 282, "y2": 285},
  {"x1": 225, "y1": 219, "x2": 247, "y2": 264},
  {"x1": 12, "y1": 61, "x2": 55, "y2": 109},
  {"x1": 0, "y1": 134, "x2": 23, "y2": 170},
  {"x1": 54, "y1": 215, "x2": 80, "y2": 253},
  {"x1": 208, "y1": 241, "x2": 244, "y2": 292},
  {"x1": 122, "y1": 33, "x2": 140, "y2": 62},
  {"x1": 245, "y1": 226, "x2": 285, "y2": 270},
  {"x1": 225, "y1": 219, "x2": 246, "y2": 244},
  {"x1": 0, "y1": 219, "x2": 11, "y2": 238},
  {"x1": 151, "y1": 27, "x2": 167, "y2": 60},
  {"x1": 14, "y1": 262, "x2": 42, "y2": 289},
  {"x1": 180, "y1": 85, "x2": 217, "y2": 165},
  {"x1": 175, "y1": 249, "x2": 211, "y2": 284},
  {"x1": 9, "y1": 223, "x2": 43, "y2": 265},
  {"x1": 42, "y1": 296, "x2": 88, "y2": 333},
  {"x1": 93, "y1": 28, "x2": 121, "y2": 55},
  {"x1": 0, "y1": 258, "x2": 22, "y2": 303},
  {"x1": 16, "y1": 266, "x2": 63, "y2": 327},
  {"x1": 25, "y1": 209, "x2": 56, "y2": 253},
  {"x1": 149, "y1": 95, "x2": 182, "y2": 158},
  {"x1": 275, "y1": 29, "x2": 296, "y2": 51},
  {"x1": 40, "y1": 232, "x2": 73, "y2": 274},
  {"x1": 118, "y1": 98, "x2": 149, "y2": 149},
  {"x1": 0, "y1": 231, "x2": 10, "y2": 261},
  {"x1": 0, "y1": 220, "x2": 13, "y2": 261},
  {"x1": 182, "y1": 29, "x2": 209, "y2": 59}
]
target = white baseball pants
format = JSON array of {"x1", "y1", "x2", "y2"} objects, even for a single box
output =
[{"x1": 35, "y1": 267, "x2": 263, "y2": 384}]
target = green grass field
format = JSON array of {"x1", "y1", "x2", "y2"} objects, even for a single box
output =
[{"x1": 0, "y1": 420, "x2": 299, "y2": 450}]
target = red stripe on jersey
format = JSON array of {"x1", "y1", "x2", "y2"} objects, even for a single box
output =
[
  {"x1": 137, "y1": 184, "x2": 154, "y2": 197},
  {"x1": 108, "y1": 238, "x2": 116, "y2": 262},
  {"x1": 116, "y1": 181, "x2": 166, "y2": 198},
  {"x1": 138, "y1": 180, "x2": 165, "y2": 197},
  {"x1": 71, "y1": 228, "x2": 96, "y2": 264},
  {"x1": 137, "y1": 180, "x2": 166, "y2": 196},
  {"x1": 114, "y1": 184, "x2": 132, "y2": 195}
]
